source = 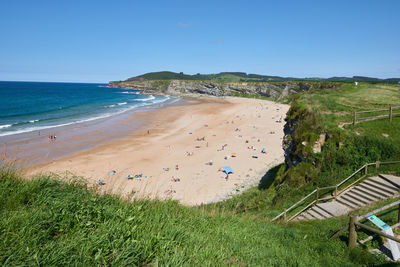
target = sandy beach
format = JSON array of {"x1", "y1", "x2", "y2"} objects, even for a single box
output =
[{"x1": 27, "y1": 97, "x2": 289, "y2": 205}]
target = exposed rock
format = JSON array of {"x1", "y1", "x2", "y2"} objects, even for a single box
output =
[
  {"x1": 109, "y1": 80, "x2": 335, "y2": 99},
  {"x1": 312, "y1": 133, "x2": 326, "y2": 153},
  {"x1": 382, "y1": 133, "x2": 389, "y2": 138}
]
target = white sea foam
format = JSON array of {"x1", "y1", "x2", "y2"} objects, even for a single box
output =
[
  {"x1": 135, "y1": 95, "x2": 155, "y2": 102},
  {"x1": 0, "y1": 124, "x2": 12, "y2": 129},
  {"x1": 0, "y1": 95, "x2": 177, "y2": 137},
  {"x1": 117, "y1": 102, "x2": 128, "y2": 105},
  {"x1": 29, "y1": 120, "x2": 39, "y2": 123}
]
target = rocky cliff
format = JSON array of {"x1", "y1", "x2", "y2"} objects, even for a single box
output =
[{"x1": 109, "y1": 80, "x2": 339, "y2": 100}]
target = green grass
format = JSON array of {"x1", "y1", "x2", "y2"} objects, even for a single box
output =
[
  {"x1": 2, "y1": 82, "x2": 400, "y2": 265},
  {"x1": 0, "y1": 166, "x2": 387, "y2": 266},
  {"x1": 224, "y1": 82, "x2": 400, "y2": 221}
]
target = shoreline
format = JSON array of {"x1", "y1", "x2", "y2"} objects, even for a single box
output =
[
  {"x1": 0, "y1": 95, "x2": 189, "y2": 168},
  {"x1": 26, "y1": 96, "x2": 289, "y2": 206}
]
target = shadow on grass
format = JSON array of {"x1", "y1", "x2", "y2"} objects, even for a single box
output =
[{"x1": 258, "y1": 164, "x2": 283, "y2": 190}]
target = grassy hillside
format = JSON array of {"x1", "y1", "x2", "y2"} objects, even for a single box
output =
[
  {"x1": 215, "y1": 82, "x2": 400, "y2": 217},
  {"x1": 0, "y1": 166, "x2": 388, "y2": 266},
  {"x1": 2, "y1": 82, "x2": 400, "y2": 265},
  {"x1": 118, "y1": 71, "x2": 400, "y2": 83},
  {"x1": 126, "y1": 71, "x2": 291, "y2": 82}
]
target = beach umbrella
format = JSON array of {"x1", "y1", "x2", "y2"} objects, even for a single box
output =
[{"x1": 222, "y1": 166, "x2": 233, "y2": 174}]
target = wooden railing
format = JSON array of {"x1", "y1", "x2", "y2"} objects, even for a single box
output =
[
  {"x1": 271, "y1": 161, "x2": 400, "y2": 222},
  {"x1": 353, "y1": 106, "x2": 400, "y2": 125},
  {"x1": 330, "y1": 199, "x2": 400, "y2": 250}
]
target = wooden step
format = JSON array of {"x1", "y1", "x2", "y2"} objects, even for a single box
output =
[
  {"x1": 348, "y1": 187, "x2": 378, "y2": 203},
  {"x1": 337, "y1": 195, "x2": 362, "y2": 209},
  {"x1": 363, "y1": 180, "x2": 398, "y2": 195},
  {"x1": 344, "y1": 191, "x2": 372, "y2": 205},
  {"x1": 351, "y1": 186, "x2": 384, "y2": 201},
  {"x1": 379, "y1": 174, "x2": 400, "y2": 189},
  {"x1": 302, "y1": 212, "x2": 315, "y2": 220},
  {"x1": 313, "y1": 204, "x2": 333, "y2": 218},
  {"x1": 358, "y1": 183, "x2": 393, "y2": 198},
  {"x1": 367, "y1": 176, "x2": 400, "y2": 192},
  {"x1": 307, "y1": 208, "x2": 326, "y2": 219}
]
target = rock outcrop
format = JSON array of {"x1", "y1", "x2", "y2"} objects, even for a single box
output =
[{"x1": 109, "y1": 80, "x2": 338, "y2": 99}]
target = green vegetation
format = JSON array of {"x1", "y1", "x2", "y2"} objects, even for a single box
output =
[
  {"x1": 271, "y1": 82, "x2": 400, "y2": 206},
  {"x1": 3, "y1": 82, "x2": 400, "y2": 265},
  {"x1": 200, "y1": 82, "x2": 400, "y2": 220},
  {"x1": 121, "y1": 71, "x2": 400, "y2": 83},
  {"x1": 0, "y1": 166, "x2": 388, "y2": 265},
  {"x1": 229, "y1": 91, "x2": 274, "y2": 101},
  {"x1": 127, "y1": 71, "x2": 292, "y2": 82}
]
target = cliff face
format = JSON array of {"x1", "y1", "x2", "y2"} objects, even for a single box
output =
[{"x1": 109, "y1": 80, "x2": 338, "y2": 99}]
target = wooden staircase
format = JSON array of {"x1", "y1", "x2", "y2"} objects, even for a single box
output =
[{"x1": 294, "y1": 174, "x2": 400, "y2": 221}]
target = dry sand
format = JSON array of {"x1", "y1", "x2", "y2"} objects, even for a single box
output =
[{"x1": 28, "y1": 97, "x2": 289, "y2": 205}]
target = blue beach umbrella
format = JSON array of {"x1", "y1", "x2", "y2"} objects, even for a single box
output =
[{"x1": 222, "y1": 166, "x2": 233, "y2": 174}]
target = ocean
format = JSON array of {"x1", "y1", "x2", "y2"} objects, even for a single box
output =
[{"x1": 0, "y1": 81, "x2": 174, "y2": 137}]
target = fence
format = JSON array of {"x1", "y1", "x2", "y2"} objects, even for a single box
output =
[
  {"x1": 330, "y1": 199, "x2": 400, "y2": 249},
  {"x1": 271, "y1": 161, "x2": 400, "y2": 222},
  {"x1": 353, "y1": 106, "x2": 400, "y2": 125}
]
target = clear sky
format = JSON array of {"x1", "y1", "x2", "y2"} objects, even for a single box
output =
[{"x1": 0, "y1": 0, "x2": 399, "y2": 82}]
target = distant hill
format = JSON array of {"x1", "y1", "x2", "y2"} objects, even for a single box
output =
[{"x1": 121, "y1": 71, "x2": 400, "y2": 83}]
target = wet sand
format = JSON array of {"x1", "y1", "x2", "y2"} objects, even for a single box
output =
[{"x1": 25, "y1": 96, "x2": 289, "y2": 206}]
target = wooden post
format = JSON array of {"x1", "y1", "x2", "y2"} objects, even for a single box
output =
[
  {"x1": 316, "y1": 188, "x2": 319, "y2": 203},
  {"x1": 349, "y1": 215, "x2": 358, "y2": 248},
  {"x1": 353, "y1": 111, "x2": 357, "y2": 126},
  {"x1": 390, "y1": 106, "x2": 393, "y2": 122},
  {"x1": 283, "y1": 209, "x2": 287, "y2": 222},
  {"x1": 334, "y1": 185, "x2": 338, "y2": 200},
  {"x1": 376, "y1": 161, "x2": 380, "y2": 169},
  {"x1": 364, "y1": 164, "x2": 368, "y2": 175},
  {"x1": 398, "y1": 204, "x2": 400, "y2": 224}
]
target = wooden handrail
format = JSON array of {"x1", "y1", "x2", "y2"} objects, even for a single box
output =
[
  {"x1": 356, "y1": 109, "x2": 388, "y2": 114},
  {"x1": 355, "y1": 222, "x2": 400, "y2": 243},
  {"x1": 337, "y1": 164, "x2": 366, "y2": 187},
  {"x1": 358, "y1": 200, "x2": 400, "y2": 221},
  {"x1": 272, "y1": 161, "x2": 400, "y2": 222},
  {"x1": 287, "y1": 200, "x2": 316, "y2": 221},
  {"x1": 271, "y1": 189, "x2": 317, "y2": 222},
  {"x1": 318, "y1": 185, "x2": 337, "y2": 190}
]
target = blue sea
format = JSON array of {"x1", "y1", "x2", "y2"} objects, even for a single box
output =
[{"x1": 0, "y1": 81, "x2": 173, "y2": 137}]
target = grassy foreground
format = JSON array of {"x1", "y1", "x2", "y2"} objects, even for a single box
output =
[{"x1": 0, "y1": 167, "x2": 387, "y2": 266}]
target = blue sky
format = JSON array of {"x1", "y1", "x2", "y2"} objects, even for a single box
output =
[{"x1": 0, "y1": 0, "x2": 399, "y2": 82}]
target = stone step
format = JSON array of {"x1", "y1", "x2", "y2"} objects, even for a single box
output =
[
  {"x1": 348, "y1": 187, "x2": 378, "y2": 203},
  {"x1": 344, "y1": 191, "x2": 372, "y2": 205},
  {"x1": 307, "y1": 208, "x2": 326, "y2": 219},
  {"x1": 313, "y1": 204, "x2": 333, "y2": 218},
  {"x1": 379, "y1": 174, "x2": 400, "y2": 189},
  {"x1": 337, "y1": 195, "x2": 362, "y2": 209},
  {"x1": 315, "y1": 202, "x2": 350, "y2": 217},
  {"x1": 340, "y1": 194, "x2": 366, "y2": 207},
  {"x1": 293, "y1": 174, "x2": 400, "y2": 222},
  {"x1": 363, "y1": 180, "x2": 398, "y2": 195},
  {"x1": 367, "y1": 176, "x2": 400, "y2": 192},
  {"x1": 302, "y1": 212, "x2": 315, "y2": 220},
  {"x1": 351, "y1": 186, "x2": 385, "y2": 201},
  {"x1": 358, "y1": 183, "x2": 393, "y2": 198}
]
